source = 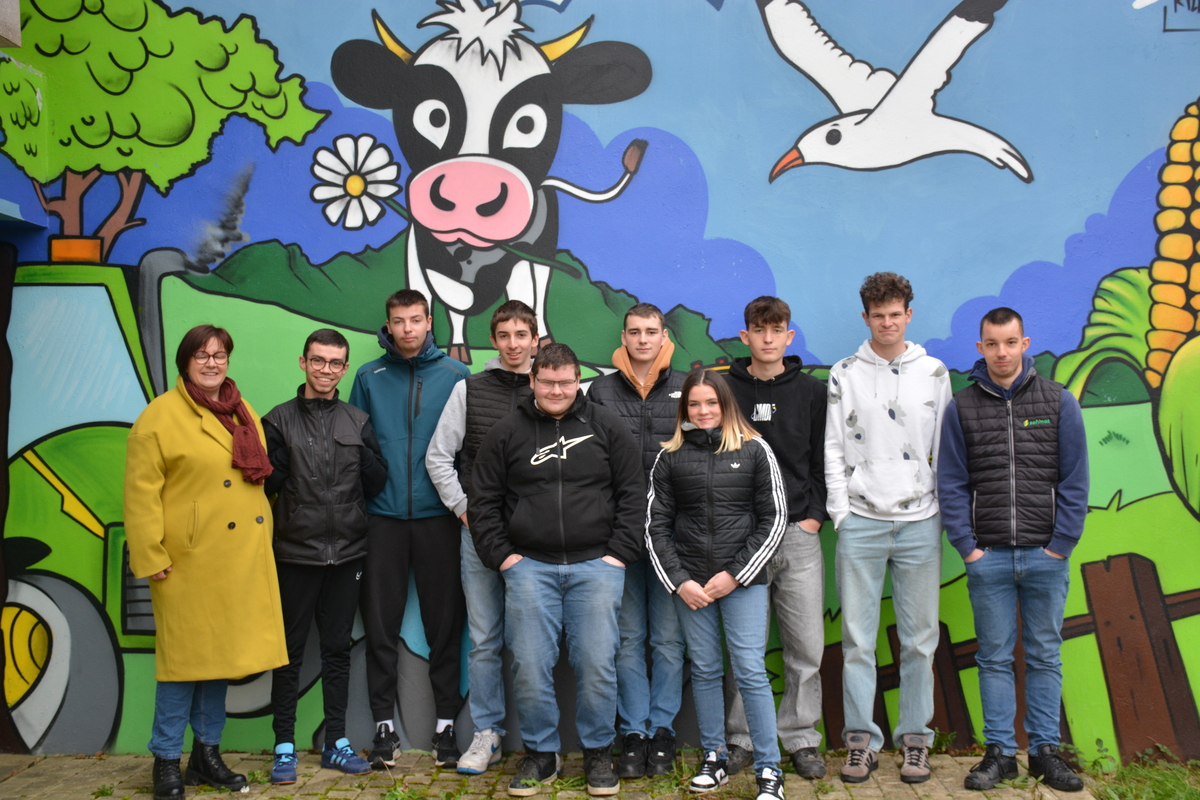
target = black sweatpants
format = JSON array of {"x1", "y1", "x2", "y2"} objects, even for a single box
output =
[
  {"x1": 361, "y1": 513, "x2": 466, "y2": 720},
  {"x1": 271, "y1": 559, "x2": 363, "y2": 747}
]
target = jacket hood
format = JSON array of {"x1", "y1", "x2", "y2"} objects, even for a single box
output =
[
  {"x1": 968, "y1": 353, "x2": 1037, "y2": 399},
  {"x1": 611, "y1": 338, "x2": 676, "y2": 400},
  {"x1": 376, "y1": 327, "x2": 438, "y2": 363},
  {"x1": 681, "y1": 424, "x2": 723, "y2": 449},
  {"x1": 729, "y1": 354, "x2": 805, "y2": 385},
  {"x1": 294, "y1": 383, "x2": 340, "y2": 411},
  {"x1": 848, "y1": 339, "x2": 928, "y2": 401}
]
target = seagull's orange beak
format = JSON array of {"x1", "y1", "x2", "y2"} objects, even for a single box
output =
[{"x1": 769, "y1": 147, "x2": 805, "y2": 183}]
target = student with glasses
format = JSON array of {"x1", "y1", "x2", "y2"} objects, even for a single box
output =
[
  {"x1": 124, "y1": 325, "x2": 287, "y2": 800},
  {"x1": 469, "y1": 343, "x2": 645, "y2": 798},
  {"x1": 261, "y1": 329, "x2": 388, "y2": 784}
]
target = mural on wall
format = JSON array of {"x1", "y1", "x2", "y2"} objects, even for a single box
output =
[{"x1": 0, "y1": 0, "x2": 1199, "y2": 764}]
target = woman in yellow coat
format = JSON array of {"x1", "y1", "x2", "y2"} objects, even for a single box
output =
[{"x1": 124, "y1": 324, "x2": 288, "y2": 800}]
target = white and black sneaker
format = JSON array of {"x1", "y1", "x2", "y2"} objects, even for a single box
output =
[
  {"x1": 688, "y1": 751, "x2": 729, "y2": 793},
  {"x1": 755, "y1": 766, "x2": 785, "y2": 800},
  {"x1": 369, "y1": 723, "x2": 401, "y2": 769}
]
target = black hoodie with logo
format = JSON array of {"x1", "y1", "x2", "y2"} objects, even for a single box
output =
[
  {"x1": 727, "y1": 355, "x2": 828, "y2": 524},
  {"x1": 468, "y1": 391, "x2": 646, "y2": 571}
]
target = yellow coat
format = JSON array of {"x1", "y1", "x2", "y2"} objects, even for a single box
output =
[{"x1": 124, "y1": 377, "x2": 288, "y2": 682}]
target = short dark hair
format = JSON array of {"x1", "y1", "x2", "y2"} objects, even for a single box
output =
[
  {"x1": 386, "y1": 289, "x2": 430, "y2": 318},
  {"x1": 530, "y1": 342, "x2": 580, "y2": 377},
  {"x1": 743, "y1": 296, "x2": 791, "y2": 328},
  {"x1": 980, "y1": 307, "x2": 1024, "y2": 338},
  {"x1": 176, "y1": 324, "x2": 234, "y2": 381},
  {"x1": 490, "y1": 300, "x2": 538, "y2": 338},
  {"x1": 304, "y1": 328, "x2": 350, "y2": 359},
  {"x1": 859, "y1": 272, "x2": 913, "y2": 312},
  {"x1": 623, "y1": 302, "x2": 665, "y2": 329}
]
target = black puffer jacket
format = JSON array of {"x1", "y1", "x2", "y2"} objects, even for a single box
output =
[
  {"x1": 588, "y1": 367, "x2": 686, "y2": 476},
  {"x1": 263, "y1": 386, "x2": 388, "y2": 565},
  {"x1": 646, "y1": 426, "x2": 786, "y2": 592}
]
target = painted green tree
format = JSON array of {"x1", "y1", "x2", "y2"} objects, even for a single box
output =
[{"x1": 0, "y1": 0, "x2": 327, "y2": 261}]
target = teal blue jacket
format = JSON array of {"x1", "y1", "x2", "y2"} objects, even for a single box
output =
[{"x1": 349, "y1": 329, "x2": 470, "y2": 519}]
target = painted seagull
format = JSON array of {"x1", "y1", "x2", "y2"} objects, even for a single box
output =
[{"x1": 761, "y1": 0, "x2": 1033, "y2": 183}]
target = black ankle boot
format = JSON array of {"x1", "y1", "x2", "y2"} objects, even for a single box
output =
[
  {"x1": 152, "y1": 757, "x2": 184, "y2": 800},
  {"x1": 185, "y1": 742, "x2": 247, "y2": 791}
]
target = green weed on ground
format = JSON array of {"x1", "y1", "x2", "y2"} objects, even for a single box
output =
[{"x1": 1091, "y1": 758, "x2": 1200, "y2": 800}]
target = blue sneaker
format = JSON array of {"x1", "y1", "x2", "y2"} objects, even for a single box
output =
[
  {"x1": 271, "y1": 742, "x2": 298, "y2": 785},
  {"x1": 322, "y1": 737, "x2": 372, "y2": 775}
]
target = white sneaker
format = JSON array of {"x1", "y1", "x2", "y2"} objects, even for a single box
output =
[
  {"x1": 457, "y1": 728, "x2": 502, "y2": 774},
  {"x1": 755, "y1": 767, "x2": 785, "y2": 800}
]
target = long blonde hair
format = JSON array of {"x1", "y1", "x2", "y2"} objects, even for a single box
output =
[{"x1": 662, "y1": 369, "x2": 758, "y2": 453}]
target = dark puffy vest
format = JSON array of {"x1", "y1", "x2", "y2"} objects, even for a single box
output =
[
  {"x1": 588, "y1": 368, "x2": 686, "y2": 476},
  {"x1": 264, "y1": 397, "x2": 373, "y2": 565},
  {"x1": 461, "y1": 368, "x2": 532, "y2": 497},
  {"x1": 955, "y1": 372, "x2": 1062, "y2": 547}
]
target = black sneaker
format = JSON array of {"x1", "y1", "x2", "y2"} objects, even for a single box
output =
[
  {"x1": 755, "y1": 766, "x2": 785, "y2": 800},
  {"x1": 615, "y1": 732, "x2": 648, "y2": 779},
  {"x1": 963, "y1": 743, "x2": 1018, "y2": 791},
  {"x1": 1028, "y1": 744, "x2": 1084, "y2": 792},
  {"x1": 369, "y1": 723, "x2": 401, "y2": 769},
  {"x1": 646, "y1": 728, "x2": 677, "y2": 777},
  {"x1": 725, "y1": 744, "x2": 753, "y2": 776},
  {"x1": 508, "y1": 750, "x2": 562, "y2": 797},
  {"x1": 688, "y1": 751, "x2": 729, "y2": 793},
  {"x1": 433, "y1": 724, "x2": 461, "y2": 768},
  {"x1": 790, "y1": 747, "x2": 826, "y2": 779},
  {"x1": 184, "y1": 743, "x2": 246, "y2": 791},
  {"x1": 583, "y1": 746, "x2": 620, "y2": 796}
]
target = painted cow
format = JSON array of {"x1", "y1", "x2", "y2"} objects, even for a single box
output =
[{"x1": 331, "y1": 0, "x2": 651, "y2": 362}]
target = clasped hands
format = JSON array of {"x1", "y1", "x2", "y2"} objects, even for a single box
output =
[{"x1": 677, "y1": 571, "x2": 738, "y2": 610}]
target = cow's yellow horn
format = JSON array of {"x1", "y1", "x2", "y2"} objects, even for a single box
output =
[
  {"x1": 539, "y1": 16, "x2": 592, "y2": 61},
  {"x1": 373, "y1": 10, "x2": 414, "y2": 64}
]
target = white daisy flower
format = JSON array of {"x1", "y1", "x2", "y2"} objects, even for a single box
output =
[{"x1": 310, "y1": 134, "x2": 401, "y2": 230}]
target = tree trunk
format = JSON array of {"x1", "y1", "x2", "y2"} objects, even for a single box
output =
[
  {"x1": 94, "y1": 170, "x2": 147, "y2": 263},
  {"x1": 32, "y1": 169, "x2": 101, "y2": 236}
]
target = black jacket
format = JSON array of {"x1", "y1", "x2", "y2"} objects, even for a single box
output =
[
  {"x1": 263, "y1": 386, "x2": 388, "y2": 565},
  {"x1": 727, "y1": 356, "x2": 827, "y2": 524},
  {"x1": 461, "y1": 366, "x2": 533, "y2": 497},
  {"x1": 645, "y1": 427, "x2": 787, "y2": 592},
  {"x1": 588, "y1": 367, "x2": 686, "y2": 476},
  {"x1": 468, "y1": 391, "x2": 645, "y2": 570}
]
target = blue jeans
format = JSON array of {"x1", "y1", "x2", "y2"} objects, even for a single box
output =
[
  {"x1": 616, "y1": 557, "x2": 686, "y2": 737},
  {"x1": 675, "y1": 584, "x2": 780, "y2": 773},
  {"x1": 836, "y1": 513, "x2": 942, "y2": 751},
  {"x1": 148, "y1": 679, "x2": 228, "y2": 759},
  {"x1": 462, "y1": 526, "x2": 507, "y2": 736},
  {"x1": 503, "y1": 557, "x2": 625, "y2": 751},
  {"x1": 964, "y1": 545, "x2": 1071, "y2": 755}
]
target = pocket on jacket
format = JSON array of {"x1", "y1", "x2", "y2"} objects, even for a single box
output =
[
  {"x1": 186, "y1": 502, "x2": 199, "y2": 550},
  {"x1": 846, "y1": 458, "x2": 931, "y2": 513}
]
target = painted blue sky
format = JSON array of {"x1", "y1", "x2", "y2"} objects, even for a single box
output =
[{"x1": 7, "y1": 0, "x2": 1198, "y2": 366}]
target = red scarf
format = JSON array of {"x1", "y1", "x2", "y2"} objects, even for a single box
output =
[{"x1": 184, "y1": 378, "x2": 274, "y2": 485}]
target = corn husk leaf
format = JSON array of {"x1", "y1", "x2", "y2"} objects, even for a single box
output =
[
  {"x1": 1053, "y1": 268, "x2": 1153, "y2": 399},
  {"x1": 1158, "y1": 335, "x2": 1200, "y2": 518}
]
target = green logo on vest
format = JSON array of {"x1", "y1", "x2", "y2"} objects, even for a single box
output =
[{"x1": 1022, "y1": 418, "x2": 1052, "y2": 427}]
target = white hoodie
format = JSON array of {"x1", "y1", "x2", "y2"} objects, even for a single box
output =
[{"x1": 824, "y1": 340, "x2": 952, "y2": 530}]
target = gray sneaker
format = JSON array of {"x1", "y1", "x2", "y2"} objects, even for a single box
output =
[
  {"x1": 725, "y1": 744, "x2": 754, "y2": 776},
  {"x1": 839, "y1": 732, "x2": 878, "y2": 784},
  {"x1": 897, "y1": 733, "x2": 930, "y2": 783}
]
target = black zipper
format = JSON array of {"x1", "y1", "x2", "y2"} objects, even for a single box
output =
[
  {"x1": 407, "y1": 363, "x2": 416, "y2": 517},
  {"x1": 1006, "y1": 397, "x2": 1017, "y2": 546},
  {"x1": 556, "y1": 419, "x2": 567, "y2": 563},
  {"x1": 706, "y1": 441, "x2": 716, "y2": 580},
  {"x1": 319, "y1": 405, "x2": 334, "y2": 564}
]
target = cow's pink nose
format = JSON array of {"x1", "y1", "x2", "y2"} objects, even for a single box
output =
[{"x1": 409, "y1": 157, "x2": 535, "y2": 248}]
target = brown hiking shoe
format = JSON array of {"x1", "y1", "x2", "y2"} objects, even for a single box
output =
[
  {"x1": 839, "y1": 732, "x2": 878, "y2": 783},
  {"x1": 897, "y1": 733, "x2": 930, "y2": 783}
]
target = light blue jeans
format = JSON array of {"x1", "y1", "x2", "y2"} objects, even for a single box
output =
[
  {"x1": 675, "y1": 584, "x2": 780, "y2": 773},
  {"x1": 836, "y1": 512, "x2": 942, "y2": 751},
  {"x1": 616, "y1": 557, "x2": 686, "y2": 737},
  {"x1": 503, "y1": 557, "x2": 625, "y2": 752},
  {"x1": 148, "y1": 679, "x2": 227, "y2": 759},
  {"x1": 728, "y1": 523, "x2": 825, "y2": 752},
  {"x1": 461, "y1": 526, "x2": 507, "y2": 736},
  {"x1": 964, "y1": 545, "x2": 1071, "y2": 755}
]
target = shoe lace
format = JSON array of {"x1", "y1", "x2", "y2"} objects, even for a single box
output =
[
  {"x1": 904, "y1": 746, "x2": 928, "y2": 767},
  {"x1": 758, "y1": 768, "x2": 783, "y2": 793},
  {"x1": 465, "y1": 731, "x2": 492, "y2": 755},
  {"x1": 275, "y1": 752, "x2": 297, "y2": 766},
  {"x1": 698, "y1": 752, "x2": 721, "y2": 775},
  {"x1": 845, "y1": 748, "x2": 871, "y2": 767}
]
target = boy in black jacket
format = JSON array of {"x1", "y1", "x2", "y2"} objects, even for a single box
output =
[
  {"x1": 724, "y1": 297, "x2": 829, "y2": 779},
  {"x1": 469, "y1": 344, "x2": 645, "y2": 798},
  {"x1": 263, "y1": 329, "x2": 387, "y2": 784}
]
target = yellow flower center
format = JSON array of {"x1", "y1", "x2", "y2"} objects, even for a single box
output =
[{"x1": 344, "y1": 174, "x2": 366, "y2": 197}]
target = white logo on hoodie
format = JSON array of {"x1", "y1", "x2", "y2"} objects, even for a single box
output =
[
  {"x1": 752, "y1": 403, "x2": 775, "y2": 422},
  {"x1": 530, "y1": 435, "x2": 595, "y2": 465}
]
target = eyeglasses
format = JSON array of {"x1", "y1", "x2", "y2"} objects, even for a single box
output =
[
  {"x1": 192, "y1": 351, "x2": 229, "y2": 364},
  {"x1": 306, "y1": 356, "x2": 348, "y2": 372},
  {"x1": 535, "y1": 378, "x2": 578, "y2": 390}
]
